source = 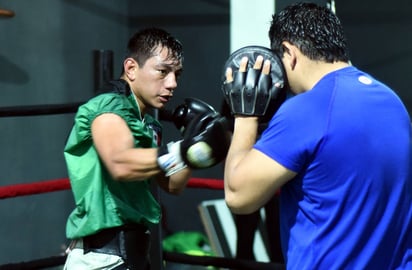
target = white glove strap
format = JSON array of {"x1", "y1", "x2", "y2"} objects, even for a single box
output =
[{"x1": 157, "y1": 140, "x2": 187, "y2": 176}]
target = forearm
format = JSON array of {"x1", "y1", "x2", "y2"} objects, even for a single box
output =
[
  {"x1": 109, "y1": 146, "x2": 191, "y2": 193},
  {"x1": 224, "y1": 117, "x2": 259, "y2": 192},
  {"x1": 157, "y1": 167, "x2": 191, "y2": 194},
  {"x1": 224, "y1": 116, "x2": 295, "y2": 214},
  {"x1": 109, "y1": 147, "x2": 163, "y2": 181}
]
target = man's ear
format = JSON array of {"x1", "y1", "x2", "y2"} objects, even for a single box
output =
[
  {"x1": 123, "y1": 58, "x2": 138, "y2": 80},
  {"x1": 281, "y1": 41, "x2": 297, "y2": 70}
]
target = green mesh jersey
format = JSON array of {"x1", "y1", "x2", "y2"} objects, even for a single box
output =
[{"x1": 64, "y1": 92, "x2": 162, "y2": 239}]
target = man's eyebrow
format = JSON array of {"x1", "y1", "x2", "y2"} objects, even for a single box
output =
[{"x1": 156, "y1": 62, "x2": 183, "y2": 71}]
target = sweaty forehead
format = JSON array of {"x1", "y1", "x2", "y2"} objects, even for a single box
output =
[
  {"x1": 152, "y1": 46, "x2": 182, "y2": 65},
  {"x1": 145, "y1": 51, "x2": 182, "y2": 74}
]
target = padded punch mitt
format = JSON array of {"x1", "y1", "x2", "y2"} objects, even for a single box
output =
[{"x1": 221, "y1": 45, "x2": 288, "y2": 119}]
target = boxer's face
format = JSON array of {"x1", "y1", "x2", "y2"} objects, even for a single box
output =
[{"x1": 130, "y1": 46, "x2": 183, "y2": 112}]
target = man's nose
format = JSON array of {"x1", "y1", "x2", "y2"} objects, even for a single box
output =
[{"x1": 165, "y1": 73, "x2": 178, "y2": 89}]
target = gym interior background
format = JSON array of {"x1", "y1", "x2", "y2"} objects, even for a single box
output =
[{"x1": 0, "y1": 0, "x2": 411, "y2": 266}]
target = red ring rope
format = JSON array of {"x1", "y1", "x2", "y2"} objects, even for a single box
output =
[{"x1": 0, "y1": 177, "x2": 223, "y2": 199}]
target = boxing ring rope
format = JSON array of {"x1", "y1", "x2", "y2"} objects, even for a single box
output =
[
  {"x1": 0, "y1": 177, "x2": 224, "y2": 200},
  {"x1": 0, "y1": 102, "x2": 285, "y2": 270},
  {"x1": 0, "y1": 102, "x2": 83, "y2": 117},
  {"x1": 0, "y1": 177, "x2": 284, "y2": 270}
]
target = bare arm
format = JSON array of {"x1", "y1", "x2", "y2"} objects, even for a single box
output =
[
  {"x1": 91, "y1": 113, "x2": 190, "y2": 194},
  {"x1": 156, "y1": 169, "x2": 191, "y2": 195},
  {"x1": 224, "y1": 117, "x2": 296, "y2": 214}
]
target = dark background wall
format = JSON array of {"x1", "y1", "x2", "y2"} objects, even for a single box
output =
[
  {"x1": 0, "y1": 0, "x2": 411, "y2": 266},
  {"x1": 339, "y1": 0, "x2": 412, "y2": 111}
]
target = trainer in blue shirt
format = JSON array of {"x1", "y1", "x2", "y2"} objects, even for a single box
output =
[{"x1": 222, "y1": 3, "x2": 412, "y2": 269}]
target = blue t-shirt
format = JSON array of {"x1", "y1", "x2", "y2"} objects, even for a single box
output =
[{"x1": 254, "y1": 66, "x2": 412, "y2": 269}]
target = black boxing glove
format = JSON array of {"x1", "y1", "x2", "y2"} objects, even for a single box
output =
[
  {"x1": 180, "y1": 112, "x2": 231, "y2": 169},
  {"x1": 159, "y1": 98, "x2": 217, "y2": 135},
  {"x1": 157, "y1": 112, "x2": 231, "y2": 175},
  {"x1": 221, "y1": 46, "x2": 288, "y2": 119}
]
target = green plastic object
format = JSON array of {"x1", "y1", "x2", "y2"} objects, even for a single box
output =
[{"x1": 162, "y1": 231, "x2": 214, "y2": 256}]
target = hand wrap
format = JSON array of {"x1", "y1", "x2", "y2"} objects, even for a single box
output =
[{"x1": 157, "y1": 141, "x2": 187, "y2": 176}]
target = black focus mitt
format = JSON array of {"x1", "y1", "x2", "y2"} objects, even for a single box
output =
[{"x1": 221, "y1": 46, "x2": 288, "y2": 121}]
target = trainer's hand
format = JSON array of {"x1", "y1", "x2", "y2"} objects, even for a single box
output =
[
  {"x1": 225, "y1": 55, "x2": 271, "y2": 83},
  {"x1": 222, "y1": 46, "x2": 287, "y2": 118}
]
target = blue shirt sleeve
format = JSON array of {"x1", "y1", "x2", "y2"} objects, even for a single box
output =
[{"x1": 254, "y1": 92, "x2": 327, "y2": 173}]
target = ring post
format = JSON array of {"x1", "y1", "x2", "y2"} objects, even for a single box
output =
[{"x1": 93, "y1": 49, "x2": 114, "y2": 94}]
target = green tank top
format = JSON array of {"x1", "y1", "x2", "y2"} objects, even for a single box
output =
[{"x1": 64, "y1": 93, "x2": 162, "y2": 239}]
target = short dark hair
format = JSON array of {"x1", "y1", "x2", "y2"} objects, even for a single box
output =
[
  {"x1": 126, "y1": 27, "x2": 183, "y2": 66},
  {"x1": 269, "y1": 2, "x2": 349, "y2": 63}
]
